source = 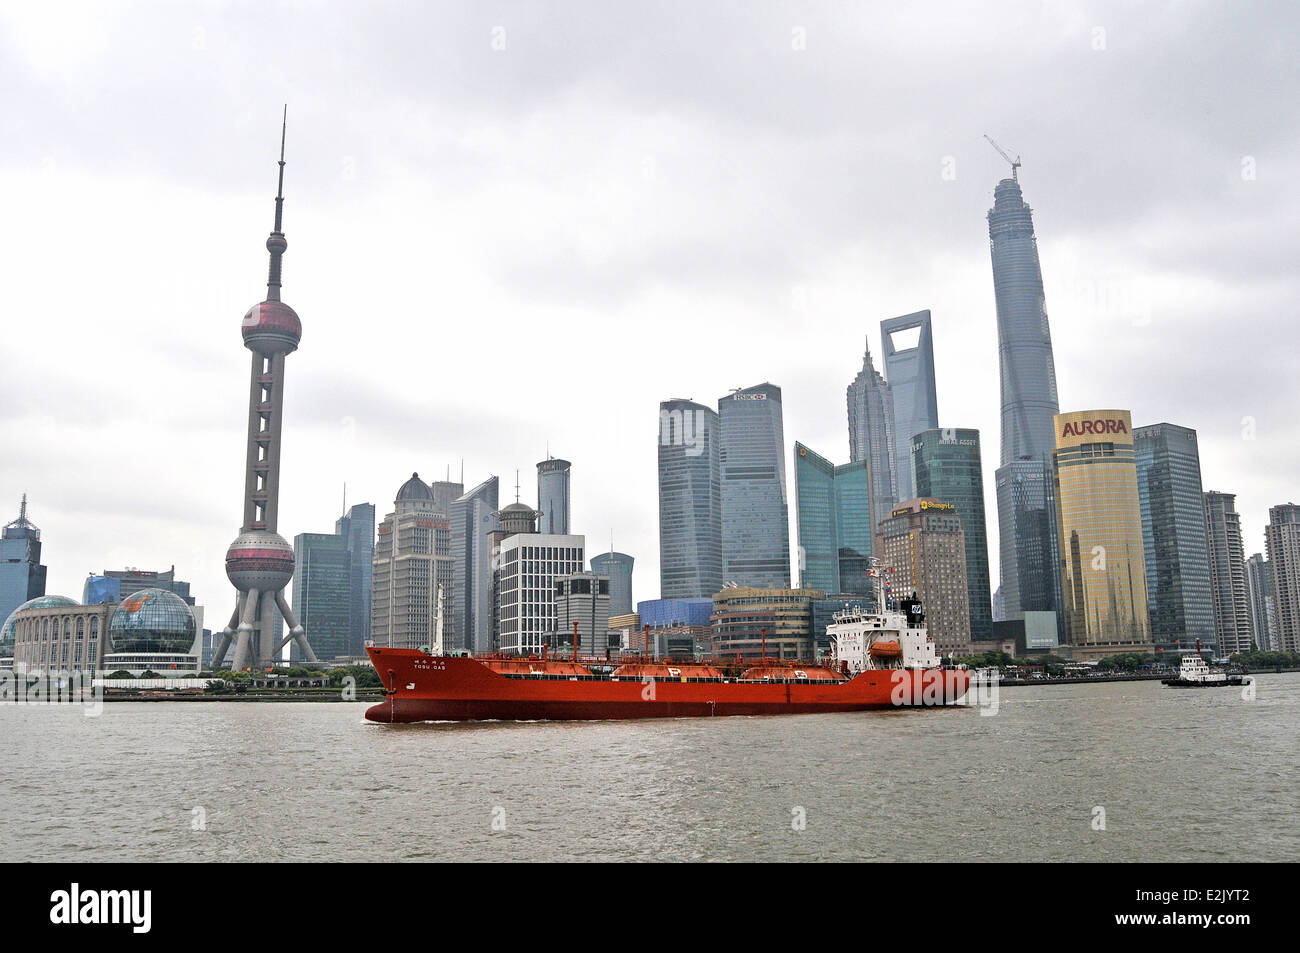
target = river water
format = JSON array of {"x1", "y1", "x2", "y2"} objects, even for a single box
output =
[{"x1": 2, "y1": 675, "x2": 1296, "y2": 862}]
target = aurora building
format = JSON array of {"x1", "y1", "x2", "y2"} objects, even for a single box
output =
[{"x1": 1052, "y1": 410, "x2": 1152, "y2": 657}]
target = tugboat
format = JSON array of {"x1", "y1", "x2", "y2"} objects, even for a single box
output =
[{"x1": 1162, "y1": 640, "x2": 1246, "y2": 688}]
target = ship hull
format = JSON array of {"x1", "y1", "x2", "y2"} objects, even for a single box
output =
[
  {"x1": 364, "y1": 648, "x2": 972, "y2": 723},
  {"x1": 1161, "y1": 677, "x2": 1246, "y2": 688}
]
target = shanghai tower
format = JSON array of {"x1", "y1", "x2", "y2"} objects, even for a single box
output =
[
  {"x1": 988, "y1": 168, "x2": 1061, "y2": 625},
  {"x1": 211, "y1": 112, "x2": 318, "y2": 670}
]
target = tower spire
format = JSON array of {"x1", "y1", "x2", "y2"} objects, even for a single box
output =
[{"x1": 266, "y1": 105, "x2": 288, "y2": 302}]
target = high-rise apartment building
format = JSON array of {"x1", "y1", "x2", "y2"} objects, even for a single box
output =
[
  {"x1": 910, "y1": 428, "x2": 993, "y2": 641},
  {"x1": 1245, "y1": 553, "x2": 1277, "y2": 652},
  {"x1": 719, "y1": 383, "x2": 791, "y2": 589},
  {"x1": 371, "y1": 474, "x2": 454, "y2": 651},
  {"x1": 875, "y1": 498, "x2": 971, "y2": 658},
  {"x1": 792, "y1": 442, "x2": 873, "y2": 596},
  {"x1": 590, "y1": 551, "x2": 634, "y2": 618},
  {"x1": 1053, "y1": 410, "x2": 1152, "y2": 657},
  {"x1": 1133, "y1": 424, "x2": 1215, "y2": 652},
  {"x1": 1203, "y1": 491, "x2": 1253, "y2": 655},
  {"x1": 881, "y1": 311, "x2": 939, "y2": 501},
  {"x1": 847, "y1": 342, "x2": 897, "y2": 530},
  {"x1": 657, "y1": 399, "x2": 723, "y2": 599},
  {"x1": 1264, "y1": 504, "x2": 1300, "y2": 653}
]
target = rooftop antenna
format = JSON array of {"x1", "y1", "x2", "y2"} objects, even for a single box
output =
[
  {"x1": 983, "y1": 134, "x2": 1021, "y2": 182},
  {"x1": 266, "y1": 105, "x2": 289, "y2": 301},
  {"x1": 460, "y1": 459, "x2": 464, "y2": 485},
  {"x1": 515, "y1": 470, "x2": 520, "y2": 503},
  {"x1": 341, "y1": 482, "x2": 346, "y2": 517},
  {"x1": 19, "y1": 493, "x2": 27, "y2": 521}
]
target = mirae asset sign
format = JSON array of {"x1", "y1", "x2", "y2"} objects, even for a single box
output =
[{"x1": 49, "y1": 884, "x2": 151, "y2": 934}]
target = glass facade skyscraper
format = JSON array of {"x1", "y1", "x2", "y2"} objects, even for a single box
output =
[
  {"x1": 335, "y1": 502, "x2": 375, "y2": 655},
  {"x1": 989, "y1": 178, "x2": 1060, "y2": 466},
  {"x1": 292, "y1": 532, "x2": 351, "y2": 661},
  {"x1": 451, "y1": 477, "x2": 499, "y2": 654},
  {"x1": 0, "y1": 497, "x2": 47, "y2": 644},
  {"x1": 590, "y1": 551, "x2": 634, "y2": 618},
  {"x1": 718, "y1": 383, "x2": 791, "y2": 589},
  {"x1": 1053, "y1": 410, "x2": 1152, "y2": 655},
  {"x1": 847, "y1": 342, "x2": 897, "y2": 532},
  {"x1": 537, "y1": 458, "x2": 572, "y2": 535},
  {"x1": 988, "y1": 175, "x2": 1062, "y2": 627},
  {"x1": 1245, "y1": 553, "x2": 1277, "y2": 652},
  {"x1": 658, "y1": 399, "x2": 723, "y2": 599},
  {"x1": 881, "y1": 311, "x2": 939, "y2": 502},
  {"x1": 911, "y1": 428, "x2": 993, "y2": 641},
  {"x1": 793, "y1": 442, "x2": 873, "y2": 596},
  {"x1": 1133, "y1": 424, "x2": 1214, "y2": 651}
]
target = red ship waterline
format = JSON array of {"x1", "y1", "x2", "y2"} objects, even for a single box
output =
[{"x1": 363, "y1": 592, "x2": 971, "y2": 723}]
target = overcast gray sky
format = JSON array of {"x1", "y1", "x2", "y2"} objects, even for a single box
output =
[{"x1": 2, "y1": 1, "x2": 1296, "y2": 622}]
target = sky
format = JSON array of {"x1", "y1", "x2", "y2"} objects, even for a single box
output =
[{"x1": 2, "y1": 1, "x2": 1297, "y2": 626}]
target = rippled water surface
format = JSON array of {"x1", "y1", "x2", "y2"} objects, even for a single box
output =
[{"x1": 3, "y1": 676, "x2": 1297, "y2": 861}]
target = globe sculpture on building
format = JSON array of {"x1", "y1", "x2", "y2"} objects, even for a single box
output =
[
  {"x1": 108, "y1": 588, "x2": 198, "y2": 654},
  {"x1": 209, "y1": 110, "x2": 319, "y2": 671}
]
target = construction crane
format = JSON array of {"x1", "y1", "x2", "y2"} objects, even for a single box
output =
[{"x1": 983, "y1": 134, "x2": 1021, "y2": 181}]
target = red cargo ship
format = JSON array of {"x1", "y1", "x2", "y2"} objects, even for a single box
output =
[{"x1": 364, "y1": 593, "x2": 970, "y2": 723}]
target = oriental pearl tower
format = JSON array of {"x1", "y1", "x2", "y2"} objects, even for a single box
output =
[{"x1": 211, "y1": 110, "x2": 318, "y2": 671}]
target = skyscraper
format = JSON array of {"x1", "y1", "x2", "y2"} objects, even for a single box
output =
[
  {"x1": 881, "y1": 311, "x2": 939, "y2": 501},
  {"x1": 429, "y1": 479, "x2": 464, "y2": 519},
  {"x1": 335, "y1": 502, "x2": 376, "y2": 655},
  {"x1": 989, "y1": 175, "x2": 1060, "y2": 466},
  {"x1": 875, "y1": 498, "x2": 971, "y2": 658},
  {"x1": 1133, "y1": 424, "x2": 1215, "y2": 652},
  {"x1": 792, "y1": 442, "x2": 873, "y2": 596},
  {"x1": 590, "y1": 551, "x2": 634, "y2": 618},
  {"x1": 1052, "y1": 410, "x2": 1152, "y2": 657},
  {"x1": 994, "y1": 460, "x2": 1059, "y2": 622},
  {"x1": 496, "y1": 533, "x2": 585, "y2": 654},
  {"x1": 719, "y1": 383, "x2": 791, "y2": 589},
  {"x1": 450, "y1": 476, "x2": 499, "y2": 654},
  {"x1": 371, "y1": 474, "x2": 454, "y2": 651},
  {"x1": 989, "y1": 171, "x2": 1062, "y2": 631},
  {"x1": 554, "y1": 572, "x2": 611, "y2": 655},
  {"x1": 657, "y1": 398, "x2": 723, "y2": 599},
  {"x1": 846, "y1": 341, "x2": 897, "y2": 529},
  {"x1": 212, "y1": 113, "x2": 318, "y2": 671},
  {"x1": 1203, "y1": 491, "x2": 1253, "y2": 655},
  {"x1": 911, "y1": 428, "x2": 993, "y2": 641},
  {"x1": 1264, "y1": 503, "x2": 1300, "y2": 654},
  {"x1": 1245, "y1": 553, "x2": 1277, "y2": 652},
  {"x1": 1, "y1": 496, "x2": 48, "y2": 633},
  {"x1": 537, "y1": 458, "x2": 572, "y2": 535},
  {"x1": 291, "y1": 532, "x2": 350, "y2": 661}
]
